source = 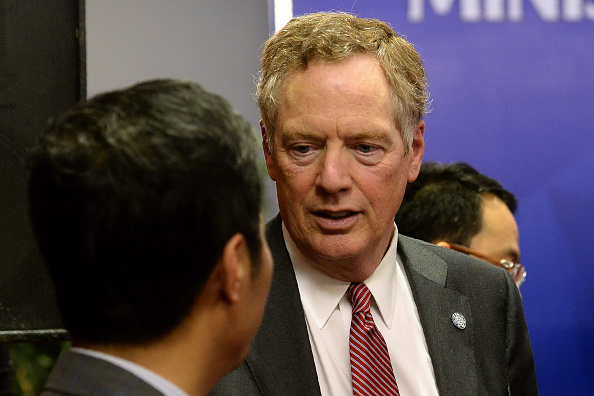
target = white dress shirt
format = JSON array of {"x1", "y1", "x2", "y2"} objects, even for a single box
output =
[
  {"x1": 71, "y1": 347, "x2": 189, "y2": 396},
  {"x1": 284, "y1": 223, "x2": 439, "y2": 396}
]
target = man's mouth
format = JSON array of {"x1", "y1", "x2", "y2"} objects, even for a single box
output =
[{"x1": 316, "y1": 211, "x2": 356, "y2": 220}]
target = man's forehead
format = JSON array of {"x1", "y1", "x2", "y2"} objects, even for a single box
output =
[
  {"x1": 278, "y1": 57, "x2": 393, "y2": 117},
  {"x1": 479, "y1": 192, "x2": 506, "y2": 207},
  {"x1": 474, "y1": 192, "x2": 520, "y2": 257},
  {"x1": 282, "y1": 54, "x2": 386, "y2": 90}
]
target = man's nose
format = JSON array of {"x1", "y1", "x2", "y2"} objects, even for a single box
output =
[{"x1": 315, "y1": 148, "x2": 352, "y2": 193}]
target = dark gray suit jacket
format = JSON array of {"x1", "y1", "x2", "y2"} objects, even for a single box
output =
[
  {"x1": 211, "y1": 215, "x2": 538, "y2": 395},
  {"x1": 41, "y1": 350, "x2": 164, "y2": 396}
]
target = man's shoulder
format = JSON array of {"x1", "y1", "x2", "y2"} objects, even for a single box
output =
[
  {"x1": 41, "y1": 350, "x2": 164, "y2": 396},
  {"x1": 264, "y1": 214, "x2": 282, "y2": 239},
  {"x1": 398, "y1": 234, "x2": 511, "y2": 290}
]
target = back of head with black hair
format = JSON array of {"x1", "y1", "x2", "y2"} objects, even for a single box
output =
[
  {"x1": 28, "y1": 79, "x2": 263, "y2": 345},
  {"x1": 396, "y1": 162, "x2": 517, "y2": 246}
]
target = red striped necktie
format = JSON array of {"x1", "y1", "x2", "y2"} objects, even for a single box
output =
[{"x1": 348, "y1": 282, "x2": 400, "y2": 396}]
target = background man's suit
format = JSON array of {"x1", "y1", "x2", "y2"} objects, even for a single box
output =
[
  {"x1": 211, "y1": 215, "x2": 538, "y2": 395},
  {"x1": 41, "y1": 351, "x2": 164, "y2": 396}
]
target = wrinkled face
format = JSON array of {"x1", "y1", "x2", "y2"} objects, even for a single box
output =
[
  {"x1": 469, "y1": 193, "x2": 520, "y2": 265},
  {"x1": 264, "y1": 54, "x2": 424, "y2": 281}
]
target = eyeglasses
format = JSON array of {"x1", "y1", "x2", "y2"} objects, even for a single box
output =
[{"x1": 449, "y1": 243, "x2": 526, "y2": 289}]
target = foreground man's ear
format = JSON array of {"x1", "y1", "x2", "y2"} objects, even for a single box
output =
[{"x1": 220, "y1": 233, "x2": 250, "y2": 304}]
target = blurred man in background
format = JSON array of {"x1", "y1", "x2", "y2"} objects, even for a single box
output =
[
  {"x1": 28, "y1": 79, "x2": 272, "y2": 396},
  {"x1": 396, "y1": 161, "x2": 526, "y2": 288}
]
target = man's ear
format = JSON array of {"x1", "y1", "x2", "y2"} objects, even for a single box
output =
[
  {"x1": 407, "y1": 120, "x2": 425, "y2": 182},
  {"x1": 435, "y1": 241, "x2": 451, "y2": 249},
  {"x1": 261, "y1": 121, "x2": 271, "y2": 155},
  {"x1": 220, "y1": 233, "x2": 250, "y2": 304},
  {"x1": 260, "y1": 121, "x2": 278, "y2": 181}
]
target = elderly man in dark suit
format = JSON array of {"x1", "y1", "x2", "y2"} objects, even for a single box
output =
[
  {"x1": 29, "y1": 79, "x2": 273, "y2": 396},
  {"x1": 211, "y1": 12, "x2": 538, "y2": 396}
]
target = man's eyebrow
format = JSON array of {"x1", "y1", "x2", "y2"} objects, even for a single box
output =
[
  {"x1": 346, "y1": 130, "x2": 395, "y2": 143},
  {"x1": 278, "y1": 126, "x2": 396, "y2": 144},
  {"x1": 279, "y1": 129, "x2": 324, "y2": 143}
]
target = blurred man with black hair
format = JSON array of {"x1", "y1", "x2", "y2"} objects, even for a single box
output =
[
  {"x1": 396, "y1": 161, "x2": 526, "y2": 288},
  {"x1": 29, "y1": 79, "x2": 273, "y2": 396}
]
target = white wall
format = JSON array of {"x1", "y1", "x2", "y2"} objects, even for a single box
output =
[
  {"x1": 86, "y1": 0, "x2": 269, "y2": 127},
  {"x1": 86, "y1": 0, "x2": 279, "y2": 218}
]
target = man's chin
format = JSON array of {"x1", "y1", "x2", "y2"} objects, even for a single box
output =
[{"x1": 304, "y1": 239, "x2": 369, "y2": 266}]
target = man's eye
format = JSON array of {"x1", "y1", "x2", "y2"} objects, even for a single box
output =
[
  {"x1": 295, "y1": 146, "x2": 310, "y2": 154},
  {"x1": 356, "y1": 144, "x2": 373, "y2": 153}
]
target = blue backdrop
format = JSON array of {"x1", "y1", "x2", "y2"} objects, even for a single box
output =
[{"x1": 285, "y1": 1, "x2": 593, "y2": 394}]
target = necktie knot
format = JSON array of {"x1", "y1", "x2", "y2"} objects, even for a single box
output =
[{"x1": 348, "y1": 282, "x2": 371, "y2": 314}]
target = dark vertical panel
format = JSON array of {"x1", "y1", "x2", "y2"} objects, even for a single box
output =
[{"x1": 0, "y1": 0, "x2": 84, "y2": 341}]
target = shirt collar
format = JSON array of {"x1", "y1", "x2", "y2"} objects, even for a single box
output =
[
  {"x1": 70, "y1": 347, "x2": 189, "y2": 396},
  {"x1": 285, "y1": 222, "x2": 400, "y2": 330}
]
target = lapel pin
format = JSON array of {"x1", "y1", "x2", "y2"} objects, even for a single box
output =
[{"x1": 451, "y1": 312, "x2": 466, "y2": 329}]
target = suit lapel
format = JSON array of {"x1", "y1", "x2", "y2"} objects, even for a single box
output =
[
  {"x1": 244, "y1": 215, "x2": 322, "y2": 396},
  {"x1": 398, "y1": 236, "x2": 479, "y2": 396},
  {"x1": 246, "y1": 222, "x2": 480, "y2": 396}
]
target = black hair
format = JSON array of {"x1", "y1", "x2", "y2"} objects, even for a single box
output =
[
  {"x1": 396, "y1": 162, "x2": 516, "y2": 246},
  {"x1": 28, "y1": 79, "x2": 262, "y2": 345}
]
